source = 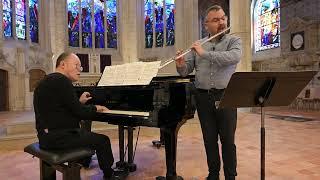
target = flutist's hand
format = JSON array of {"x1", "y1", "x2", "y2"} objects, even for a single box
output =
[
  {"x1": 175, "y1": 50, "x2": 185, "y2": 67},
  {"x1": 192, "y1": 41, "x2": 205, "y2": 57}
]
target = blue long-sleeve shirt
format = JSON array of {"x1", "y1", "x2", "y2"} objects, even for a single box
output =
[{"x1": 177, "y1": 34, "x2": 242, "y2": 90}]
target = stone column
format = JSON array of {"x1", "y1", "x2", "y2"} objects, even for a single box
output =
[
  {"x1": 14, "y1": 48, "x2": 27, "y2": 111},
  {"x1": 120, "y1": 0, "x2": 138, "y2": 63},
  {"x1": 230, "y1": 0, "x2": 252, "y2": 72},
  {"x1": 175, "y1": 0, "x2": 199, "y2": 50},
  {"x1": 51, "y1": 0, "x2": 67, "y2": 70}
]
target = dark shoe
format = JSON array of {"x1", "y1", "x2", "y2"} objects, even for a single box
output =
[
  {"x1": 104, "y1": 174, "x2": 121, "y2": 180},
  {"x1": 104, "y1": 168, "x2": 128, "y2": 180},
  {"x1": 206, "y1": 173, "x2": 220, "y2": 180},
  {"x1": 152, "y1": 140, "x2": 165, "y2": 148},
  {"x1": 76, "y1": 156, "x2": 92, "y2": 168},
  {"x1": 225, "y1": 176, "x2": 235, "y2": 180},
  {"x1": 113, "y1": 168, "x2": 129, "y2": 176}
]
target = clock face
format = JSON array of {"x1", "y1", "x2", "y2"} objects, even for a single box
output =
[{"x1": 292, "y1": 34, "x2": 304, "y2": 49}]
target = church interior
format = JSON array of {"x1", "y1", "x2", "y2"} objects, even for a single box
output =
[{"x1": 0, "y1": 0, "x2": 319, "y2": 179}]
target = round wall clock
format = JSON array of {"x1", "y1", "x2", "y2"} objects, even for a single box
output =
[{"x1": 291, "y1": 32, "x2": 304, "y2": 51}]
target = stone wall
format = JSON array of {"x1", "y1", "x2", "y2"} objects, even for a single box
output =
[{"x1": 252, "y1": 0, "x2": 320, "y2": 110}]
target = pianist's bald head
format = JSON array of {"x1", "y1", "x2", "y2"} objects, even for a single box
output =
[
  {"x1": 55, "y1": 52, "x2": 82, "y2": 82},
  {"x1": 55, "y1": 52, "x2": 73, "y2": 68}
]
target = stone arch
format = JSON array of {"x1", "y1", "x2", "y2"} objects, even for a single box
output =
[
  {"x1": 0, "y1": 69, "x2": 9, "y2": 111},
  {"x1": 29, "y1": 69, "x2": 46, "y2": 92}
]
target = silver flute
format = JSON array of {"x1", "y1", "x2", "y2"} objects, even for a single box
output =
[{"x1": 159, "y1": 27, "x2": 230, "y2": 69}]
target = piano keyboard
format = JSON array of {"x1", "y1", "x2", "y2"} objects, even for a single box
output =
[{"x1": 102, "y1": 109, "x2": 150, "y2": 117}]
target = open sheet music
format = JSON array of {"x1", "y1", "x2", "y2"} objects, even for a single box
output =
[{"x1": 97, "y1": 61, "x2": 161, "y2": 86}]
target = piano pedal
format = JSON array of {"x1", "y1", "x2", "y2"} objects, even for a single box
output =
[
  {"x1": 152, "y1": 140, "x2": 165, "y2": 148},
  {"x1": 156, "y1": 175, "x2": 183, "y2": 180}
]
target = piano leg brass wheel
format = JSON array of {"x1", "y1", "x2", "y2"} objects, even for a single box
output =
[{"x1": 156, "y1": 175, "x2": 183, "y2": 180}]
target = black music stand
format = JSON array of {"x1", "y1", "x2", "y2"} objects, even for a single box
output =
[{"x1": 218, "y1": 71, "x2": 317, "y2": 180}]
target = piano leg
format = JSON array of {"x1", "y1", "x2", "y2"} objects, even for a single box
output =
[
  {"x1": 127, "y1": 126, "x2": 137, "y2": 172},
  {"x1": 116, "y1": 125, "x2": 126, "y2": 168},
  {"x1": 156, "y1": 123, "x2": 184, "y2": 180},
  {"x1": 115, "y1": 125, "x2": 137, "y2": 172}
]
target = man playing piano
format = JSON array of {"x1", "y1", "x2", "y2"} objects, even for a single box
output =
[
  {"x1": 33, "y1": 52, "x2": 125, "y2": 180},
  {"x1": 176, "y1": 5, "x2": 241, "y2": 180}
]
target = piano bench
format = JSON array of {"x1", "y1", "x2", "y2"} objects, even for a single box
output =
[{"x1": 24, "y1": 142, "x2": 95, "y2": 180}]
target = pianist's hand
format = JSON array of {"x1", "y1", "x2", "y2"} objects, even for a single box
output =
[
  {"x1": 175, "y1": 49, "x2": 186, "y2": 67},
  {"x1": 79, "y1": 92, "x2": 92, "y2": 104},
  {"x1": 95, "y1": 105, "x2": 109, "y2": 113}
]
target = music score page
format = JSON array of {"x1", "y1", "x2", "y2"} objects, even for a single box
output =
[{"x1": 98, "y1": 61, "x2": 161, "y2": 86}]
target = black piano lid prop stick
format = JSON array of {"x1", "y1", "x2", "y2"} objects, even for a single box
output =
[{"x1": 159, "y1": 27, "x2": 230, "y2": 69}]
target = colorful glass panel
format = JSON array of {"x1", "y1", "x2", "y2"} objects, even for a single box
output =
[
  {"x1": 144, "y1": 0, "x2": 153, "y2": 48},
  {"x1": 94, "y1": 0, "x2": 105, "y2": 48},
  {"x1": 165, "y1": 0, "x2": 174, "y2": 46},
  {"x1": 3, "y1": 0, "x2": 13, "y2": 37},
  {"x1": 106, "y1": 0, "x2": 117, "y2": 48},
  {"x1": 15, "y1": 0, "x2": 26, "y2": 40},
  {"x1": 29, "y1": 0, "x2": 38, "y2": 43},
  {"x1": 254, "y1": 0, "x2": 280, "y2": 52},
  {"x1": 81, "y1": 0, "x2": 92, "y2": 48},
  {"x1": 67, "y1": 0, "x2": 79, "y2": 47},
  {"x1": 154, "y1": 0, "x2": 163, "y2": 47}
]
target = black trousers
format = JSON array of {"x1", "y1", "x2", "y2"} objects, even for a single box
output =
[
  {"x1": 38, "y1": 128, "x2": 114, "y2": 176},
  {"x1": 195, "y1": 89, "x2": 237, "y2": 179}
]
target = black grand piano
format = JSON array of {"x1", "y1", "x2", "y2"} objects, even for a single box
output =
[{"x1": 75, "y1": 75, "x2": 196, "y2": 180}]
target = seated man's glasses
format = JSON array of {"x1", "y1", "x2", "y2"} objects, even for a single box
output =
[{"x1": 77, "y1": 65, "x2": 83, "y2": 72}]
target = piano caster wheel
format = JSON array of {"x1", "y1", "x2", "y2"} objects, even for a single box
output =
[
  {"x1": 156, "y1": 175, "x2": 183, "y2": 180},
  {"x1": 152, "y1": 140, "x2": 164, "y2": 148}
]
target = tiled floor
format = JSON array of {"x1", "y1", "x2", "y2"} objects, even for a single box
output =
[{"x1": 0, "y1": 108, "x2": 319, "y2": 180}]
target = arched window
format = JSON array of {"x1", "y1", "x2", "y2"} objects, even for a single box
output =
[
  {"x1": 253, "y1": 0, "x2": 280, "y2": 52},
  {"x1": 3, "y1": 0, "x2": 13, "y2": 37},
  {"x1": 2, "y1": 0, "x2": 39, "y2": 42},
  {"x1": 67, "y1": 0, "x2": 118, "y2": 49},
  {"x1": 15, "y1": 0, "x2": 26, "y2": 40},
  {"x1": 29, "y1": 0, "x2": 39, "y2": 43},
  {"x1": 144, "y1": 0, "x2": 175, "y2": 48}
]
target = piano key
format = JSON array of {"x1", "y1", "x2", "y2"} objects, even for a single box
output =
[{"x1": 102, "y1": 110, "x2": 150, "y2": 117}]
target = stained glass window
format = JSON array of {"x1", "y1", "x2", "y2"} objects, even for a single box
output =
[
  {"x1": 3, "y1": 0, "x2": 13, "y2": 37},
  {"x1": 144, "y1": 0, "x2": 153, "y2": 48},
  {"x1": 29, "y1": 0, "x2": 38, "y2": 43},
  {"x1": 15, "y1": 0, "x2": 26, "y2": 40},
  {"x1": 254, "y1": 0, "x2": 280, "y2": 52},
  {"x1": 67, "y1": 0, "x2": 79, "y2": 47},
  {"x1": 67, "y1": 0, "x2": 118, "y2": 49},
  {"x1": 94, "y1": 0, "x2": 105, "y2": 48},
  {"x1": 154, "y1": 0, "x2": 163, "y2": 47},
  {"x1": 165, "y1": 0, "x2": 175, "y2": 46},
  {"x1": 106, "y1": 0, "x2": 117, "y2": 48},
  {"x1": 144, "y1": 0, "x2": 175, "y2": 48},
  {"x1": 81, "y1": 0, "x2": 92, "y2": 48}
]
